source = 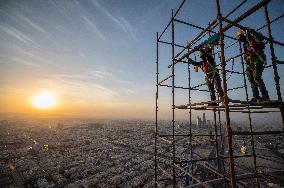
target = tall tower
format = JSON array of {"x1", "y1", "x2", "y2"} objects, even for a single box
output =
[
  {"x1": 196, "y1": 116, "x2": 200, "y2": 127},
  {"x1": 202, "y1": 113, "x2": 206, "y2": 126}
]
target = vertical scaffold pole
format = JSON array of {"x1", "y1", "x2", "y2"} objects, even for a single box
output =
[
  {"x1": 216, "y1": 0, "x2": 236, "y2": 187},
  {"x1": 171, "y1": 9, "x2": 176, "y2": 187},
  {"x1": 155, "y1": 32, "x2": 159, "y2": 188},
  {"x1": 264, "y1": 5, "x2": 284, "y2": 131},
  {"x1": 186, "y1": 46, "x2": 194, "y2": 184},
  {"x1": 239, "y1": 42, "x2": 260, "y2": 187},
  {"x1": 264, "y1": 5, "x2": 282, "y2": 101},
  {"x1": 280, "y1": 107, "x2": 284, "y2": 130},
  {"x1": 213, "y1": 110, "x2": 221, "y2": 172}
]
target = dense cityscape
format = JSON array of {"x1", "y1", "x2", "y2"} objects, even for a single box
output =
[
  {"x1": 0, "y1": 115, "x2": 283, "y2": 187},
  {"x1": 0, "y1": 118, "x2": 155, "y2": 187}
]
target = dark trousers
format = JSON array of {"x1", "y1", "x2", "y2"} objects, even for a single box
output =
[
  {"x1": 246, "y1": 62, "x2": 269, "y2": 99},
  {"x1": 205, "y1": 70, "x2": 224, "y2": 101}
]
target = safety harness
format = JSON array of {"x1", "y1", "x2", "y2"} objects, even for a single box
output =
[
  {"x1": 243, "y1": 32, "x2": 266, "y2": 70},
  {"x1": 194, "y1": 53, "x2": 217, "y2": 84}
]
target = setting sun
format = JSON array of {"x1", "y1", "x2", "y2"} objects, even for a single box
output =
[{"x1": 32, "y1": 91, "x2": 57, "y2": 109}]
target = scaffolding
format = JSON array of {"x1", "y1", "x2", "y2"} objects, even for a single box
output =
[{"x1": 154, "y1": 0, "x2": 284, "y2": 187}]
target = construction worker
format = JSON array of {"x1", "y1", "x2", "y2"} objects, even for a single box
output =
[
  {"x1": 237, "y1": 29, "x2": 270, "y2": 102},
  {"x1": 188, "y1": 46, "x2": 224, "y2": 103}
]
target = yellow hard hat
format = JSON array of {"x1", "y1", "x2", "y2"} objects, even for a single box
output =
[
  {"x1": 237, "y1": 29, "x2": 245, "y2": 39},
  {"x1": 199, "y1": 47, "x2": 211, "y2": 57}
]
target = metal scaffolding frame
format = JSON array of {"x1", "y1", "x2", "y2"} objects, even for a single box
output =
[{"x1": 154, "y1": 0, "x2": 284, "y2": 187}]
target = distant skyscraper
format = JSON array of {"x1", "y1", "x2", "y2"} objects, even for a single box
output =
[
  {"x1": 196, "y1": 116, "x2": 200, "y2": 127},
  {"x1": 207, "y1": 120, "x2": 211, "y2": 129},
  {"x1": 203, "y1": 113, "x2": 206, "y2": 126}
]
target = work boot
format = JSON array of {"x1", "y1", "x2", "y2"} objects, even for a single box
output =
[
  {"x1": 250, "y1": 96, "x2": 261, "y2": 103},
  {"x1": 258, "y1": 95, "x2": 270, "y2": 102}
]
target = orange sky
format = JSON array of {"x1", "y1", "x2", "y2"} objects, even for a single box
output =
[{"x1": 0, "y1": 89, "x2": 154, "y2": 119}]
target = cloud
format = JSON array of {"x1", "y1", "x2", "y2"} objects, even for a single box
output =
[
  {"x1": 47, "y1": 72, "x2": 118, "y2": 102},
  {"x1": 117, "y1": 16, "x2": 136, "y2": 40},
  {"x1": 1, "y1": 26, "x2": 47, "y2": 53},
  {"x1": 2, "y1": 26, "x2": 34, "y2": 44},
  {"x1": 91, "y1": 0, "x2": 136, "y2": 40},
  {"x1": 40, "y1": 68, "x2": 135, "y2": 104},
  {"x1": 0, "y1": 8, "x2": 46, "y2": 34},
  {"x1": 82, "y1": 15, "x2": 106, "y2": 40},
  {"x1": 90, "y1": 70, "x2": 112, "y2": 79},
  {"x1": 12, "y1": 58, "x2": 40, "y2": 67},
  {"x1": 20, "y1": 15, "x2": 47, "y2": 34},
  {"x1": 53, "y1": 69, "x2": 112, "y2": 81},
  {"x1": 8, "y1": 45, "x2": 63, "y2": 69},
  {"x1": 91, "y1": 0, "x2": 121, "y2": 25}
]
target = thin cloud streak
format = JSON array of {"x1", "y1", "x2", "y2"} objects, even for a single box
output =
[
  {"x1": 0, "y1": 8, "x2": 46, "y2": 34},
  {"x1": 49, "y1": 73, "x2": 118, "y2": 102},
  {"x1": 10, "y1": 57, "x2": 40, "y2": 67},
  {"x1": 118, "y1": 16, "x2": 137, "y2": 40},
  {"x1": 82, "y1": 15, "x2": 106, "y2": 40},
  {"x1": 0, "y1": 55, "x2": 40, "y2": 67},
  {"x1": 91, "y1": 0, "x2": 136, "y2": 40},
  {"x1": 10, "y1": 45, "x2": 64, "y2": 69},
  {"x1": 21, "y1": 15, "x2": 47, "y2": 34},
  {"x1": 47, "y1": 69, "x2": 135, "y2": 102},
  {"x1": 1, "y1": 25, "x2": 52, "y2": 54},
  {"x1": 2, "y1": 26, "x2": 34, "y2": 44}
]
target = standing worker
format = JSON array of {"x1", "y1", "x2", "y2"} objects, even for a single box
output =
[
  {"x1": 237, "y1": 29, "x2": 270, "y2": 102},
  {"x1": 188, "y1": 46, "x2": 225, "y2": 104}
]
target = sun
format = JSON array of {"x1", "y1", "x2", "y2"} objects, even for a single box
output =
[{"x1": 32, "y1": 91, "x2": 57, "y2": 109}]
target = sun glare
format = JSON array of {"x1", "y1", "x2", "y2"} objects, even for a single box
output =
[{"x1": 32, "y1": 91, "x2": 57, "y2": 109}]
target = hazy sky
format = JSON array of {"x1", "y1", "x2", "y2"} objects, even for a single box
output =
[{"x1": 0, "y1": 0, "x2": 283, "y2": 119}]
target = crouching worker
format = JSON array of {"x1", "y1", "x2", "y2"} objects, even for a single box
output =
[
  {"x1": 188, "y1": 47, "x2": 225, "y2": 105},
  {"x1": 237, "y1": 29, "x2": 270, "y2": 102}
]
